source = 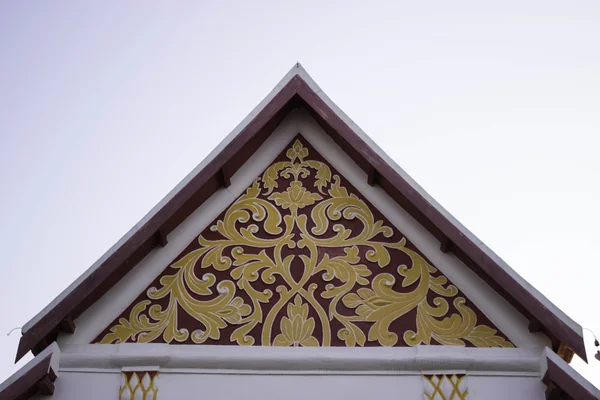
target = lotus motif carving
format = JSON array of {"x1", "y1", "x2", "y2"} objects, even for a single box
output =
[
  {"x1": 268, "y1": 181, "x2": 322, "y2": 211},
  {"x1": 274, "y1": 295, "x2": 319, "y2": 347}
]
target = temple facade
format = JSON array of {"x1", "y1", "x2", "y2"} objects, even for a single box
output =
[{"x1": 1, "y1": 64, "x2": 598, "y2": 400}]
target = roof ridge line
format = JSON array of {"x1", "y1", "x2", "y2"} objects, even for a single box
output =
[{"x1": 15, "y1": 64, "x2": 586, "y2": 365}]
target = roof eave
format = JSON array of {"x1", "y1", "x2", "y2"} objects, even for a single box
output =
[
  {"x1": 541, "y1": 348, "x2": 600, "y2": 399},
  {"x1": 1, "y1": 342, "x2": 59, "y2": 399},
  {"x1": 16, "y1": 64, "x2": 587, "y2": 363}
]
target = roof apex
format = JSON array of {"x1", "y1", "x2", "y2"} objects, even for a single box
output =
[{"x1": 17, "y1": 64, "x2": 586, "y2": 363}]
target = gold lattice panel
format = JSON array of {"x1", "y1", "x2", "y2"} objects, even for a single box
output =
[
  {"x1": 120, "y1": 371, "x2": 158, "y2": 400},
  {"x1": 423, "y1": 374, "x2": 469, "y2": 400},
  {"x1": 95, "y1": 136, "x2": 513, "y2": 348}
]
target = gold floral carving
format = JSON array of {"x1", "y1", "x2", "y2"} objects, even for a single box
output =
[
  {"x1": 96, "y1": 137, "x2": 513, "y2": 348},
  {"x1": 273, "y1": 295, "x2": 319, "y2": 347},
  {"x1": 557, "y1": 342, "x2": 574, "y2": 363}
]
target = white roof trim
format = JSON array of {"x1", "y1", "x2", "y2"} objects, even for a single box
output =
[
  {"x1": 60, "y1": 344, "x2": 544, "y2": 375},
  {"x1": 541, "y1": 347, "x2": 600, "y2": 397},
  {"x1": 23, "y1": 63, "x2": 582, "y2": 343}
]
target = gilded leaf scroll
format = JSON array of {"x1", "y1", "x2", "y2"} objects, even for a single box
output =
[{"x1": 95, "y1": 136, "x2": 513, "y2": 348}]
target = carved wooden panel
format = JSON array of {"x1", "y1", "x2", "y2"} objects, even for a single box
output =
[{"x1": 94, "y1": 136, "x2": 512, "y2": 348}]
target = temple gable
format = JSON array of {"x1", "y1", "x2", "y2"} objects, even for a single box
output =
[{"x1": 94, "y1": 137, "x2": 512, "y2": 349}]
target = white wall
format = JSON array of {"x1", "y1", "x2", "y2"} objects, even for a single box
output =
[
  {"x1": 39, "y1": 345, "x2": 548, "y2": 399},
  {"x1": 34, "y1": 372, "x2": 118, "y2": 400},
  {"x1": 164, "y1": 374, "x2": 422, "y2": 399},
  {"x1": 468, "y1": 376, "x2": 546, "y2": 400}
]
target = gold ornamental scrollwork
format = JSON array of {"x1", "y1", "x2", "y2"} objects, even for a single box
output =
[{"x1": 97, "y1": 138, "x2": 513, "y2": 348}]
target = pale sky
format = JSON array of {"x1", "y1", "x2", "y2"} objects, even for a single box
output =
[{"x1": 1, "y1": 0, "x2": 599, "y2": 389}]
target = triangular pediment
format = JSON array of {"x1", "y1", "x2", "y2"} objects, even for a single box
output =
[
  {"x1": 94, "y1": 136, "x2": 512, "y2": 348},
  {"x1": 16, "y1": 65, "x2": 584, "y2": 365}
]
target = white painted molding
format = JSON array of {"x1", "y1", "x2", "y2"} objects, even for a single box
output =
[
  {"x1": 121, "y1": 365, "x2": 160, "y2": 372},
  {"x1": 59, "y1": 345, "x2": 544, "y2": 376}
]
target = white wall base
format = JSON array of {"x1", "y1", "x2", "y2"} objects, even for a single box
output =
[{"x1": 38, "y1": 341, "x2": 551, "y2": 400}]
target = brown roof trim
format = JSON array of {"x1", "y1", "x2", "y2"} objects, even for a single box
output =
[
  {"x1": 542, "y1": 349, "x2": 600, "y2": 399},
  {"x1": 297, "y1": 77, "x2": 586, "y2": 361},
  {"x1": 16, "y1": 72, "x2": 586, "y2": 363},
  {"x1": 0, "y1": 351, "x2": 57, "y2": 400},
  {"x1": 15, "y1": 77, "x2": 298, "y2": 362}
]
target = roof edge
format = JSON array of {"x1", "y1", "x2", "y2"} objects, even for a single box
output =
[
  {"x1": 541, "y1": 347, "x2": 600, "y2": 399},
  {"x1": 316, "y1": 82, "x2": 583, "y2": 341},
  {"x1": 290, "y1": 68, "x2": 586, "y2": 360},
  {"x1": 0, "y1": 342, "x2": 59, "y2": 399},
  {"x1": 16, "y1": 63, "x2": 586, "y2": 363}
]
